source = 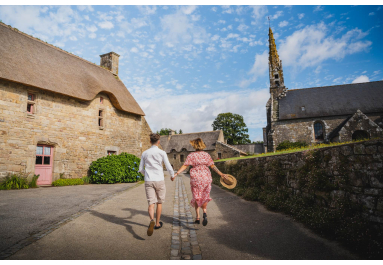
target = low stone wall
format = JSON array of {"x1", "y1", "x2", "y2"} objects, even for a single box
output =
[
  {"x1": 213, "y1": 139, "x2": 383, "y2": 258},
  {"x1": 232, "y1": 143, "x2": 264, "y2": 154}
]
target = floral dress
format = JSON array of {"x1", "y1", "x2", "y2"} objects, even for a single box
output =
[{"x1": 184, "y1": 151, "x2": 214, "y2": 207}]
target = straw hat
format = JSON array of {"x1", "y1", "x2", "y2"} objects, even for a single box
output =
[{"x1": 220, "y1": 174, "x2": 237, "y2": 189}]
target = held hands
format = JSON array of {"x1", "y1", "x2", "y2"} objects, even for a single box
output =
[{"x1": 221, "y1": 174, "x2": 229, "y2": 180}]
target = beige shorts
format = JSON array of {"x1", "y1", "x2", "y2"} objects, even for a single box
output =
[{"x1": 145, "y1": 180, "x2": 166, "y2": 205}]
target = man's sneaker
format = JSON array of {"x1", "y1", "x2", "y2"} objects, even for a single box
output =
[{"x1": 147, "y1": 219, "x2": 155, "y2": 236}]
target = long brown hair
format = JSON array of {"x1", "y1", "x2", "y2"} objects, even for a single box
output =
[{"x1": 190, "y1": 138, "x2": 206, "y2": 151}]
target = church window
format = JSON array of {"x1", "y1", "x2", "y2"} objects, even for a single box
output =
[
  {"x1": 314, "y1": 122, "x2": 324, "y2": 140},
  {"x1": 275, "y1": 81, "x2": 280, "y2": 87},
  {"x1": 27, "y1": 93, "x2": 35, "y2": 114},
  {"x1": 180, "y1": 155, "x2": 185, "y2": 163},
  {"x1": 274, "y1": 74, "x2": 279, "y2": 79}
]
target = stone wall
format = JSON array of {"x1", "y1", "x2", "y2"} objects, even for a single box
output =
[
  {"x1": 213, "y1": 139, "x2": 383, "y2": 257},
  {"x1": 232, "y1": 143, "x2": 264, "y2": 154},
  {"x1": 140, "y1": 117, "x2": 154, "y2": 153},
  {"x1": 0, "y1": 79, "x2": 144, "y2": 181}
]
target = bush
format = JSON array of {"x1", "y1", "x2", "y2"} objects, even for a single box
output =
[
  {"x1": 0, "y1": 173, "x2": 30, "y2": 190},
  {"x1": 82, "y1": 176, "x2": 91, "y2": 184},
  {"x1": 276, "y1": 140, "x2": 308, "y2": 151},
  {"x1": 29, "y1": 174, "x2": 40, "y2": 188},
  {"x1": 52, "y1": 178, "x2": 84, "y2": 186},
  {"x1": 89, "y1": 152, "x2": 144, "y2": 184}
]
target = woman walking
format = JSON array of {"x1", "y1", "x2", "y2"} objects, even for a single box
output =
[{"x1": 174, "y1": 138, "x2": 228, "y2": 226}]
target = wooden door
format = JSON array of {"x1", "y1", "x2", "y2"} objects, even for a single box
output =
[{"x1": 35, "y1": 145, "x2": 54, "y2": 185}]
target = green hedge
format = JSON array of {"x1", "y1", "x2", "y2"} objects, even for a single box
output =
[
  {"x1": 276, "y1": 140, "x2": 308, "y2": 151},
  {"x1": 89, "y1": 152, "x2": 144, "y2": 184},
  {"x1": 52, "y1": 178, "x2": 84, "y2": 186}
]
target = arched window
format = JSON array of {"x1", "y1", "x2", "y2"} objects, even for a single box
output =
[
  {"x1": 314, "y1": 122, "x2": 324, "y2": 140},
  {"x1": 352, "y1": 130, "x2": 369, "y2": 141}
]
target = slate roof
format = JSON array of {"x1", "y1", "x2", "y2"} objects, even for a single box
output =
[
  {"x1": 278, "y1": 81, "x2": 383, "y2": 120},
  {"x1": 160, "y1": 131, "x2": 224, "y2": 153},
  {"x1": 0, "y1": 23, "x2": 145, "y2": 116},
  {"x1": 216, "y1": 141, "x2": 248, "y2": 155}
]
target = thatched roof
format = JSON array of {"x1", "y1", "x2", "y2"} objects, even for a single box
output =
[
  {"x1": 0, "y1": 23, "x2": 144, "y2": 116},
  {"x1": 160, "y1": 131, "x2": 224, "y2": 153},
  {"x1": 279, "y1": 81, "x2": 383, "y2": 120},
  {"x1": 216, "y1": 141, "x2": 248, "y2": 155}
]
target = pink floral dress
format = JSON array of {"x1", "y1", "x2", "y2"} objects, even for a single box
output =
[{"x1": 184, "y1": 151, "x2": 214, "y2": 207}]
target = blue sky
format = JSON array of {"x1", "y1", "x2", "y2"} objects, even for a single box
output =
[{"x1": 0, "y1": 5, "x2": 382, "y2": 141}]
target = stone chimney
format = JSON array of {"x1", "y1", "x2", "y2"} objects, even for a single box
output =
[
  {"x1": 100, "y1": 52, "x2": 120, "y2": 75},
  {"x1": 169, "y1": 130, "x2": 175, "y2": 136}
]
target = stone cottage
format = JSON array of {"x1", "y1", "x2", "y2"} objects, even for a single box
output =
[
  {"x1": 160, "y1": 130, "x2": 247, "y2": 170},
  {"x1": 263, "y1": 27, "x2": 383, "y2": 152},
  {"x1": 0, "y1": 23, "x2": 153, "y2": 185}
]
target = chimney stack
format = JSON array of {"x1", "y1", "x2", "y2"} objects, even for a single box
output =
[
  {"x1": 169, "y1": 130, "x2": 175, "y2": 136},
  {"x1": 100, "y1": 52, "x2": 120, "y2": 75}
]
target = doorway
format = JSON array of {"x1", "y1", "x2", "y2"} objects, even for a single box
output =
[{"x1": 35, "y1": 145, "x2": 54, "y2": 185}]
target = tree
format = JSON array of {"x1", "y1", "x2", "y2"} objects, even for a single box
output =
[
  {"x1": 179, "y1": 129, "x2": 183, "y2": 134},
  {"x1": 212, "y1": 113, "x2": 251, "y2": 145},
  {"x1": 156, "y1": 128, "x2": 183, "y2": 135}
]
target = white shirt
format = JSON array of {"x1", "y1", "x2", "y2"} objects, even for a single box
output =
[{"x1": 139, "y1": 145, "x2": 175, "y2": 181}]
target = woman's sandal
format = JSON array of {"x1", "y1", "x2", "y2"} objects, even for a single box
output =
[
  {"x1": 154, "y1": 221, "x2": 163, "y2": 230},
  {"x1": 195, "y1": 218, "x2": 200, "y2": 224},
  {"x1": 203, "y1": 213, "x2": 208, "y2": 226}
]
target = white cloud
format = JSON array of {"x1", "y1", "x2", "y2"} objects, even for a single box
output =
[
  {"x1": 88, "y1": 32, "x2": 96, "y2": 39},
  {"x1": 130, "y1": 47, "x2": 139, "y2": 53},
  {"x1": 250, "y1": 5, "x2": 268, "y2": 22},
  {"x1": 314, "y1": 6, "x2": 324, "y2": 12},
  {"x1": 217, "y1": 20, "x2": 226, "y2": 24},
  {"x1": 98, "y1": 21, "x2": 114, "y2": 29},
  {"x1": 211, "y1": 7, "x2": 217, "y2": 12},
  {"x1": 86, "y1": 25, "x2": 98, "y2": 32},
  {"x1": 137, "y1": 6, "x2": 157, "y2": 15},
  {"x1": 239, "y1": 50, "x2": 268, "y2": 87},
  {"x1": 211, "y1": 34, "x2": 220, "y2": 41},
  {"x1": 298, "y1": 13, "x2": 305, "y2": 19},
  {"x1": 325, "y1": 14, "x2": 334, "y2": 19},
  {"x1": 373, "y1": 70, "x2": 381, "y2": 75},
  {"x1": 278, "y1": 23, "x2": 372, "y2": 69},
  {"x1": 69, "y1": 35, "x2": 77, "y2": 41},
  {"x1": 369, "y1": 12, "x2": 375, "y2": 16},
  {"x1": 77, "y1": 5, "x2": 94, "y2": 12},
  {"x1": 270, "y1": 11, "x2": 283, "y2": 20},
  {"x1": 181, "y1": 5, "x2": 197, "y2": 15},
  {"x1": 279, "y1": 21, "x2": 289, "y2": 27},
  {"x1": 333, "y1": 77, "x2": 342, "y2": 83},
  {"x1": 237, "y1": 24, "x2": 249, "y2": 32},
  {"x1": 352, "y1": 75, "x2": 370, "y2": 83}
]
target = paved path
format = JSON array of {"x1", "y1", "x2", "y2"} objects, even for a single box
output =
[
  {"x1": 0, "y1": 182, "x2": 137, "y2": 255},
  {"x1": 5, "y1": 173, "x2": 356, "y2": 260}
]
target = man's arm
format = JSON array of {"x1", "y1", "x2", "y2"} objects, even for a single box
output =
[
  {"x1": 162, "y1": 151, "x2": 175, "y2": 178},
  {"x1": 139, "y1": 153, "x2": 145, "y2": 175}
]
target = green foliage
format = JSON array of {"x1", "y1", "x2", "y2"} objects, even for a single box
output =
[
  {"x1": 156, "y1": 128, "x2": 182, "y2": 135},
  {"x1": 89, "y1": 152, "x2": 144, "y2": 184},
  {"x1": 252, "y1": 140, "x2": 264, "y2": 144},
  {"x1": 29, "y1": 174, "x2": 40, "y2": 188},
  {"x1": 179, "y1": 129, "x2": 183, "y2": 134},
  {"x1": 82, "y1": 176, "x2": 91, "y2": 184},
  {"x1": 52, "y1": 178, "x2": 84, "y2": 186},
  {"x1": 212, "y1": 112, "x2": 251, "y2": 145},
  {"x1": 0, "y1": 173, "x2": 30, "y2": 190},
  {"x1": 276, "y1": 140, "x2": 308, "y2": 151}
]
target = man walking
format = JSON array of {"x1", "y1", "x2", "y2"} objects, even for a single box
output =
[{"x1": 139, "y1": 133, "x2": 175, "y2": 236}]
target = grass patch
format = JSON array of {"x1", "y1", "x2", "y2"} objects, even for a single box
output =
[
  {"x1": 52, "y1": 178, "x2": 84, "y2": 187},
  {"x1": 216, "y1": 138, "x2": 374, "y2": 162}
]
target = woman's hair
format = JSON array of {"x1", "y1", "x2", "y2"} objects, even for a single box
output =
[
  {"x1": 190, "y1": 138, "x2": 206, "y2": 151},
  {"x1": 150, "y1": 133, "x2": 161, "y2": 144}
]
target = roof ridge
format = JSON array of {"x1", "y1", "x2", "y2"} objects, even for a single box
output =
[
  {"x1": 288, "y1": 80, "x2": 383, "y2": 92},
  {"x1": 159, "y1": 130, "x2": 221, "y2": 137},
  {"x1": 0, "y1": 22, "x2": 114, "y2": 75}
]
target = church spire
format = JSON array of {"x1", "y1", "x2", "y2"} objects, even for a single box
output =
[{"x1": 268, "y1": 27, "x2": 286, "y2": 99}]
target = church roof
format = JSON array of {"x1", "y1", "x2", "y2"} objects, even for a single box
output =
[
  {"x1": 160, "y1": 131, "x2": 224, "y2": 153},
  {"x1": 278, "y1": 81, "x2": 383, "y2": 120},
  {"x1": 0, "y1": 23, "x2": 145, "y2": 116}
]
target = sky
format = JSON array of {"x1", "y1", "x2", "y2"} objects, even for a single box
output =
[{"x1": 0, "y1": 5, "x2": 382, "y2": 141}]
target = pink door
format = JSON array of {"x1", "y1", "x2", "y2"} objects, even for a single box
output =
[{"x1": 35, "y1": 145, "x2": 54, "y2": 185}]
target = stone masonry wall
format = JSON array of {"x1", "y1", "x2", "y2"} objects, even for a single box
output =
[
  {"x1": 0, "y1": 79, "x2": 144, "y2": 181},
  {"x1": 214, "y1": 139, "x2": 383, "y2": 231}
]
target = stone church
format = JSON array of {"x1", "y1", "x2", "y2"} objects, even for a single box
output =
[
  {"x1": 263, "y1": 27, "x2": 383, "y2": 152},
  {"x1": 0, "y1": 23, "x2": 153, "y2": 185},
  {"x1": 160, "y1": 130, "x2": 247, "y2": 170}
]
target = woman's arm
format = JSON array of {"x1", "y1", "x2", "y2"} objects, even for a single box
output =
[
  {"x1": 174, "y1": 165, "x2": 189, "y2": 177},
  {"x1": 210, "y1": 165, "x2": 228, "y2": 179}
]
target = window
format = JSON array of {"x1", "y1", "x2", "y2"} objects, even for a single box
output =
[
  {"x1": 100, "y1": 97, "x2": 103, "y2": 104},
  {"x1": 352, "y1": 130, "x2": 369, "y2": 141},
  {"x1": 275, "y1": 81, "x2": 280, "y2": 87},
  {"x1": 314, "y1": 122, "x2": 324, "y2": 140},
  {"x1": 173, "y1": 154, "x2": 176, "y2": 159},
  {"x1": 301, "y1": 106, "x2": 305, "y2": 111},
  {"x1": 27, "y1": 93, "x2": 35, "y2": 114},
  {"x1": 274, "y1": 74, "x2": 279, "y2": 79},
  {"x1": 98, "y1": 109, "x2": 104, "y2": 127},
  {"x1": 36, "y1": 145, "x2": 52, "y2": 165},
  {"x1": 180, "y1": 155, "x2": 184, "y2": 163},
  {"x1": 218, "y1": 153, "x2": 222, "y2": 159},
  {"x1": 107, "y1": 150, "x2": 116, "y2": 155}
]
